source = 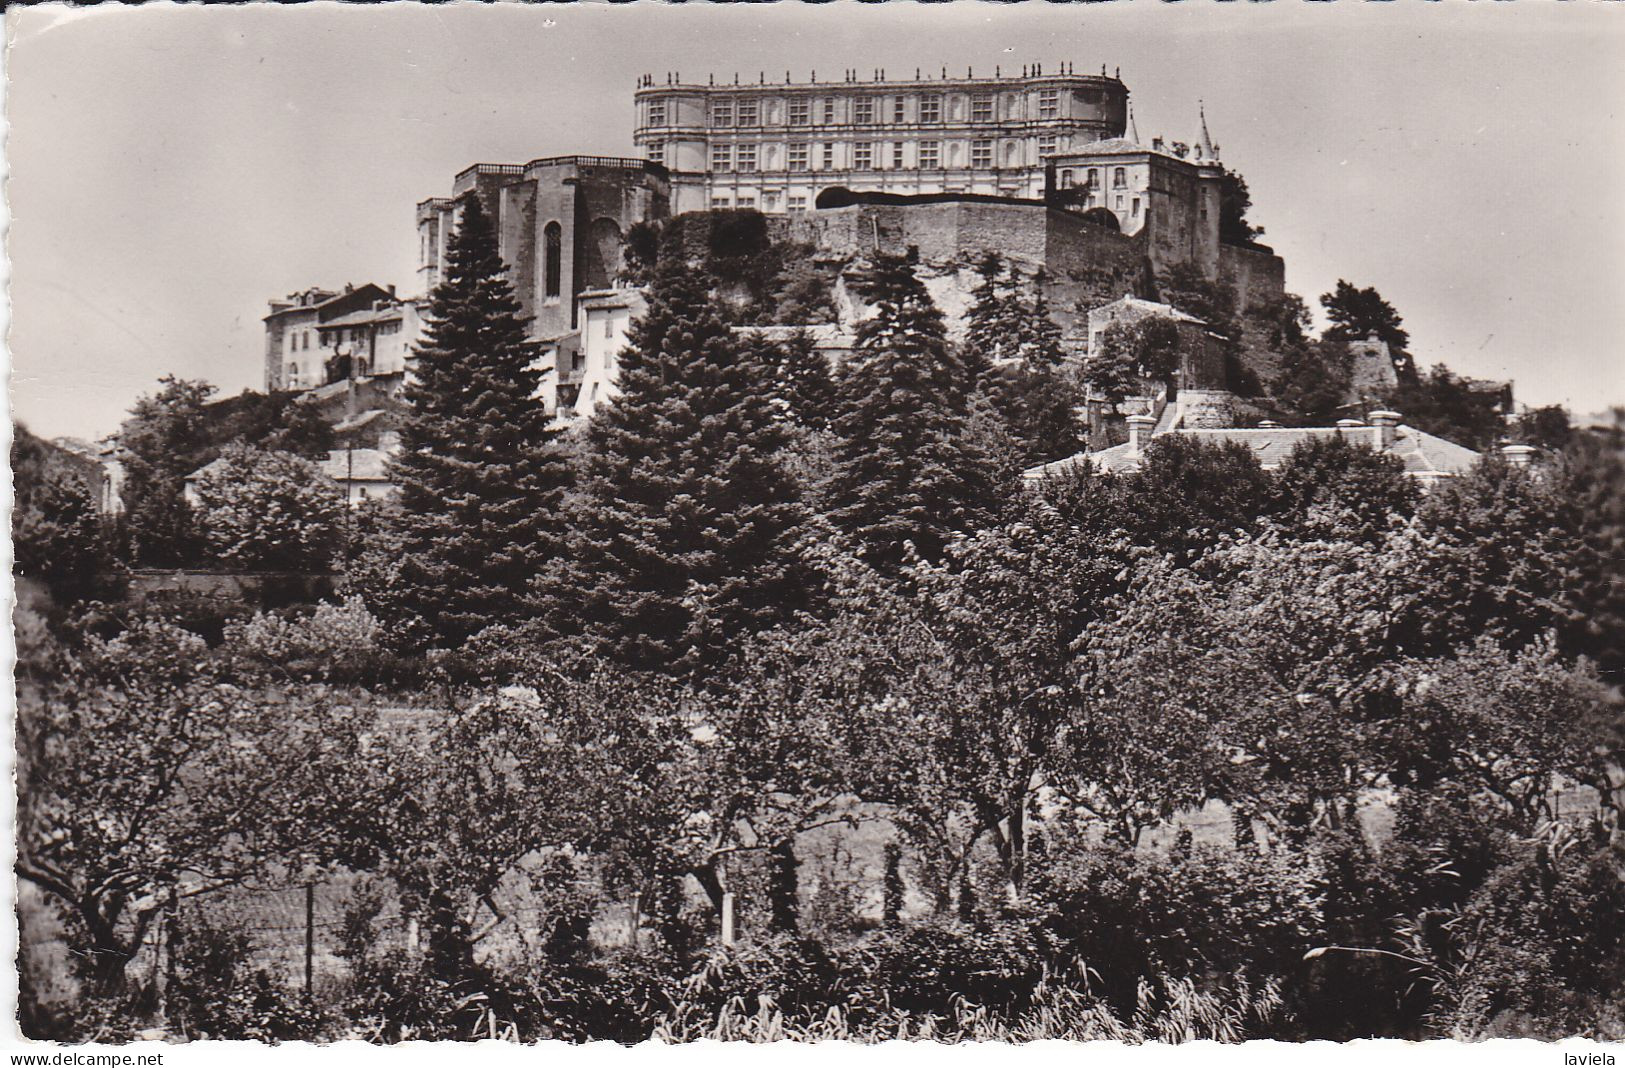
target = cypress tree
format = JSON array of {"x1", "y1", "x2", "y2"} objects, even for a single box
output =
[
  {"x1": 536, "y1": 237, "x2": 807, "y2": 673},
  {"x1": 827, "y1": 248, "x2": 998, "y2": 569},
  {"x1": 385, "y1": 194, "x2": 570, "y2": 647}
]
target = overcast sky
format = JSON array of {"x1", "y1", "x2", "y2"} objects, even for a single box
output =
[{"x1": 7, "y1": 1, "x2": 1623, "y2": 442}]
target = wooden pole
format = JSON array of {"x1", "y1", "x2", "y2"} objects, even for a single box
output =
[
  {"x1": 304, "y1": 882, "x2": 316, "y2": 995},
  {"x1": 721, "y1": 891, "x2": 736, "y2": 948}
]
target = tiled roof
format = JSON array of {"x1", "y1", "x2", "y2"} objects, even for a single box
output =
[
  {"x1": 185, "y1": 447, "x2": 395, "y2": 484},
  {"x1": 1090, "y1": 295, "x2": 1205, "y2": 326},
  {"x1": 319, "y1": 305, "x2": 405, "y2": 329},
  {"x1": 1025, "y1": 424, "x2": 1481, "y2": 481}
]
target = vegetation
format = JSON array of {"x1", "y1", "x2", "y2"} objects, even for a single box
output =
[{"x1": 22, "y1": 207, "x2": 1624, "y2": 1046}]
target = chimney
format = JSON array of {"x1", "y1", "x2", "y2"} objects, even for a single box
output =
[
  {"x1": 1127, "y1": 413, "x2": 1155, "y2": 454},
  {"x1": 1501, "y1": 444, "x2": 1537, "y2": 468},
  {"x1": 1368, "y1": 410, "x2": 1401, "y2": 451}
]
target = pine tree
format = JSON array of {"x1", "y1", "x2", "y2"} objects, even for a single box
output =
[
  {"x1": 766, "y1": 329, "x2": 839, "y2": 432},
  {"x1": 828, "y1": 248, "x2": 999, "y2": 569},
  {"x1": 535, "y1": 239, "x2": 808, "y2": 673},
  {"x1": 382, "y1": 194, "x2": 570, "y2": 647}
]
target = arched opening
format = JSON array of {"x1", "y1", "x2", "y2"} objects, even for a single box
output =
[{"x1": 543, "y1": 221, "x2": 563, "y2": 299}]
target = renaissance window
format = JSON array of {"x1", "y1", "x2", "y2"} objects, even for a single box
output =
[
  {"x1": 853, "y1": 142, "x2": 873, "y2": 170},
  {"x1": 918, "y1": 140, "x2": 940, "y2": 169},
  {"x1": 737, "y1": 144, "x2": 757, "y2": 172},
  {"x1": 1038, "y1": 89, "x2": 1059, "y2": 119},
  {"x1": 971, "y1": 94, "x2": 994, "y2": 123},
  {"x1": 789, "y1": 99, "x2": 811, "y2": 126},
  {"x1": 648, "y1": 100, "x2": 666, "y2": 126},
  {"x1": 788, "y1": 143, "x2": 809, "y2": 171},
  {"x1": 646, "y1": 141, "x2": 665, "y2": 164},
  {"x1": 854, "y1": 97, "x2": 875, "y2": 125},
  {"x1": 893, "y1": 142, "x2": 906, "y2": 168},
  {"x1": 737, "y1": 99, "x2": 759, "y2": 126},
  {"x1": 970, "y1": 139, "x2": 993, "y2": 168},
  {"x1": 893, "y1": 97, "x2": 907, "y2": 123},
  {"x1": 822, "y1": 143, "x2": 835, "y2": 169},
  {"x1": 1038, "y1": 136, "x2": 1057, "y2": 158},
  {"x1": 711, "y1": 144, "x2": 733, "y2": 172},
  {"x1": 822, "y1": 98, "x2": 837, "y2": 124},
  {"x1": 1087, "y1": 168, "x2": 1099, "y2": 187},
  {"x1": 919, "y1": 94, "x2": 942, "y2": 123},
  {"x1": 712, "y1": 196, "x2": 732, "y2": 209},
  {"x1": 788, "y1": 195, "x2": 807, "y2": 211},
  {"x1": 1113, "y1": 167, "x2": 1126, "y2": 188},
  {"x1": 1061, "y1": 169, "x2": 1075, "y2": 188},
  {"x1": 737, "y1": 194, "x2": 756, "y2": 209},
  {"x1": 711, "y1": 102, "x2": 733, "y2": 127}
]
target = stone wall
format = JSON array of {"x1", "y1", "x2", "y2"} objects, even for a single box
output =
[{"x1": 1217, "y1": 242, "x2": 1287, "y2": 315}]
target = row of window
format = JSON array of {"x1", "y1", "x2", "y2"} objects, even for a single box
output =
[
  {"x1": 704, "y1": 138, "x2": 1061, "y2": 174},
  {"x1": 1059, "y1": 166, "x2": 1129, "y2": 189},
  {"x1": 709, "y1": 193, "x2": 810, "y2": 212},
  {"x1": 649, "y1": 89, "x2": 1061, "y2": 129}
]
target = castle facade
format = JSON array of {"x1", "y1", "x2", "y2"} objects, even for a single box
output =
[{"x1": 631, "y1": 64, "x2": 1128, "y2": 215}]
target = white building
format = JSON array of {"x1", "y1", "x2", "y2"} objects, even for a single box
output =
[{"x1": 632, "y1": 63, "x2": 1129, "y2": 214}]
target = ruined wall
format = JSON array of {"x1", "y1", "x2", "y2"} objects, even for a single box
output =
[{"x1": 1217, "y1": 242, "x2": 1286, "y2": 315}]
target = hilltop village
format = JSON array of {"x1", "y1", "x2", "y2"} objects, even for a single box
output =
[
  {"x1": 250, "y1": 64, "x2": 1519, "y2": 504},
  {"x1": 17, "y1": 56, "x2": 1625, "y2": 1047}
]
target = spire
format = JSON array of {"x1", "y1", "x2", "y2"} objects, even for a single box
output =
[
  {"x1": 1197, "y1": 99, "x2": 1217, "y2": 160},
  {"x1": 1127, "y1": 103, "x2": 1141, "y2": 145}
]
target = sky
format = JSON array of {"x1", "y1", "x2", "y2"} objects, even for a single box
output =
[{"x1": 6, "y1": 0, "x2": 1624, "y2": 443}]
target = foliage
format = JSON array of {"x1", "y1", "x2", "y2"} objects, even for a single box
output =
[
  {"x1": 533, "y1": 231, "x2": 809, "y2": 673},
  {"x1": 118, "y1": 376, "x2": 217, "y2": 566},
  {"x1": 385, "y1": 194, "x2": 572, "y2": 647},
  {"x1": 1321, "y1": 280, "x2": 1414, "y2": 382},
  {"x1": 1268, "y1": 433, "x2": 1419, "y2": 543},
  {"x1": 1383, "y1": 363, "x2": 1510, "y2": 452},
  {"x1": 827, "y1": 249, "x2": 1000, "y2": 569},
  {"x1": 13, "y1": 427, "x2": 115, "y2": 602},
  {"x1": 1218, "y1": 171, "x2": 1264, "y2": 244},
  {"x1": 1084, "y1": 315, "x2": 1182, "y2": 406},
  {"x1": 15, "y1": 619, "x2": 371, "y2": 995},
  {"x1": 223, "y1": 596, "x2": 393, "y2": 683},
  {"x1": 192, "y1": 443, "x2": 344, "y2": 571}
]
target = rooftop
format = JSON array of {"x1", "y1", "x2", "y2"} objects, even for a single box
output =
[{"x1": 1026, "y1": 422, "x2": 1482, "y2": 482}]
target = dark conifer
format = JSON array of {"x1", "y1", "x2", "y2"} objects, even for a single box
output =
[
  {"x1": 767, "y1": 329, "x2": 839, "y2": 432},
  {"x1": 536, "y1": 236, "x2": 807, "y2": 673},
  {"x1": 385, "y1": 194, "x2": 570, "y2": 646},
  {"x1": 827, "y1": 248, "x2": 999, "y2": 569}
]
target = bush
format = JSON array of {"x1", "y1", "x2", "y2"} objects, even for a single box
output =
[{"x1": 223, "y1": 596, "x2": 406, "y2": 684}]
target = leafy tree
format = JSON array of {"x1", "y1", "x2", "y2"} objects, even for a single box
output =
[
  {"x1": 1218, "y1": 171, "x2": 1264, "y2": 244},
  {"x1": 1270, "y1": 336, "x2": 1353, "y2": 426},
  {"x1": 15, "y1": 619, "x2": 370, "y2": 994},
  {"x1": 12, "y1": 427, "x2": 112, "y2": 602},
  {"x1": 1083, "y1": 315, "x2": 1181, "y2": 406},
  {"x1": 192, "y1": 443, "x2": 344, "y2": 571},
  {"x1": 1321, "y1": 280, "x2": 1413, "y2": 381},
  {"x1": 118, "y1": 376, "x2": 218, "y2": 566},
  {"x1": 1268, "y1": 433, "x2": 1420, "y2": 544},
  {"x1": 383, "y1": 194, "x2": 572, "y2": 646},
  {"x1": 1517, "y1": 405, "x2": 1574, "y2": 453},
  {"x1": 827, "y1": 249, "x2": 1000, "y2": 569},
  {"x1": 1555, "y1": 426, "x2": 1625, "y2": 682},
  {"x1": 1410, "y1": 457, "x2": 1584, "y2": 655},
  {"x1": 535, "y1": 233, "x2": 808, "y2": 672},
  {"x1": 1383, "y1": 364, "x2": 1509, "y2": 451}
]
